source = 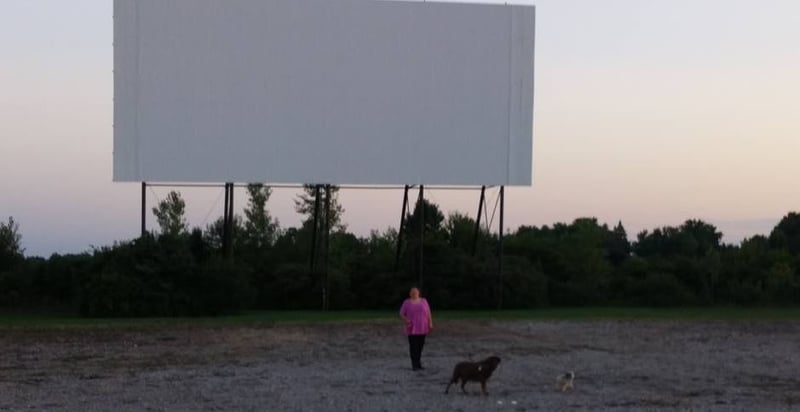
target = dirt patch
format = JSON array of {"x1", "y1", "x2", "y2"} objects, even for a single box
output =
[{"x1": 1, "y1": 320, "x2": 799, "y2": 411}]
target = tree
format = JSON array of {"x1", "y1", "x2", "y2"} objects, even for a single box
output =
[
  {"x1": 404, "y1": 198, "x2": 445, "y2": 238},
  {"x1": 242, "y1": 184, "x2": 279, "y2": 250},
  {"x1": 294, "y1": 184, "x2": 345, "y2": 231},
  {"x1": 0, "y1": 216, "x2": 24, "y2": 271},
  {"x1": 634, "y1": 220, "x2": 721, "y2": 258},
  {"x1": 770, "y1": 212, "x2": 800, "y2": 255},
  {"x1": 444, "y1": 212, "x2": 480, "y2": 253},
  {"x1": 152, "y1": 191, "x2": 188, "y2": 236},
  {"x1": 395, "y1": 198, "x2": 446, "y2": 286},
  {"x1": 680, "y1": 219, "x2": 722, "y2": 256},
  {"x1": 605, "y1": 221, "x2": 631, "y2": 266},
  {"x1": 204, "y1": 215, "x2": 243, "y2": 251}
]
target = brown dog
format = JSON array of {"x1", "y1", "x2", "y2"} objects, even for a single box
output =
[{"x1": 444, "y1": 356, "x2": 501, "y2": 396}]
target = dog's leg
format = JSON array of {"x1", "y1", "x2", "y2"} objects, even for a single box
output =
[
  {"x1": 445, "y1": 381, "x2": 453, "y2": 394},
  {"x1": 480, "y1": 381, "x2": 488, "y2": 396},
  {"x1": 460, "y1": 379, "x2": 467, "y2": 394}
]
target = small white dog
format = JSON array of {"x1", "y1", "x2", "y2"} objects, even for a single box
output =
[{"x1": 556, "y1": 371, "x2": 575, "y2": 392}]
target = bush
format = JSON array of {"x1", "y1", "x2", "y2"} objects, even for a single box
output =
[
  {"x1": 0, "y1": 269, "x2": 27, "y2": 307},
  {"x1": 500, "y1": 256, "x2": 548, "y2": 309},
  {"x1": 266, "y1": 263, "x2": 318, "y2": 309},
  {"x1": 78, "y1": 270, "x2": 143, "y2": 317},
  {"x1": 75, "y1": 235, "x2": 253, "y2": 317},
  {"x1": 9, "y1": 211, "x2": 800, "y2": 315},
  {"x1": 623, "y1": 272, "x2": 696, "y2": 307},
  {"x1": 186, "y1": 257, "x2": 254, "y2": 316}
]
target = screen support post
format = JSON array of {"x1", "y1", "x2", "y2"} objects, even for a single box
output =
[
  {"x1": 497, "y1": 186, "x2": 505, "y2": 309},
  {"x1": 472, "y1": 185, "x2": 486, "y2": 256},
  {"x1": 322, "y1": 184, "x2": 331, "y2": 311},
  {"x1": 395, "y1": 185, "x2": 411, "y2": 270},
  {"x1": 418, "y1": 185, "x2": 425, "y2": 290},
  {"x1": 223, "y1": 183, "x2": 229, "y2": 254},
  {"x1": 309, "y1": 185, "x2": 321, "y2": 273},
  {"x1": 228, "y1": 183, "x2": 235, "y2": 257},
  {"x1": 222, "y1": 183, "x2": 235, "y2": 258},
  {"x1": 141, "y1": 182, "x2": 147, "y2": 237},
  {"x1": 307, "y1": 184, "x2": 331, "y2": 311}
]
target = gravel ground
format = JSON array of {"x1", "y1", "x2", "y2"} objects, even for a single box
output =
[{"x1": 2, "y1": 319, "x2": 800, "y2": 411}]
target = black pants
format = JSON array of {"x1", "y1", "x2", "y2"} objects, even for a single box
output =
[{"x1": 407, "y1": 334, "x2": 426, "y2": 369}]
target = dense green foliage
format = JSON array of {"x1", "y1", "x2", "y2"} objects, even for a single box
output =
[
  {"x1": 0, "y1": 217, "x2": 24, "y2": 273},
  {"x1": 2, "y1": 194, "x2": 800, "y2": 316}
]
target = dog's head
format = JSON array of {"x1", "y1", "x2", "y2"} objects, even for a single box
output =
[
  {"x1": 473, "y1": 356, "x2": 501, "y2": 377},
  {"x1": 483, "y1": 356, "x2": 501, "y2": 371},
  {"x1": 558, "y1": 371, "x2": 574, "y2": 381}
]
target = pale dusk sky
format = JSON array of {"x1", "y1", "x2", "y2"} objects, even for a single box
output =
[{"x1": 1, "y1": 0, "x2": 799, "y2": 256}]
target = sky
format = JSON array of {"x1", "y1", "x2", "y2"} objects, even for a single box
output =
[{"x1": 1, "y1": 0, "x2": 799, "y2": 257}]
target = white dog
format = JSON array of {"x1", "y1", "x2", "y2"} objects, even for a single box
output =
[{"x1": 556, "y1": 371, "x2": 575, "y2": 392}]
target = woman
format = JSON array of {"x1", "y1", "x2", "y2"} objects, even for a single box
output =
[{"x1": 399, "y1": 287, "x2": 433, "y2": 371}]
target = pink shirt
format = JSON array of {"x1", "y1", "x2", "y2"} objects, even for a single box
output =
[{"x1": 399, "y1": 298, "x2": 431, "y2": 336}]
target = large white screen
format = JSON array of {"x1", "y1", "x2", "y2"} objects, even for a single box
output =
[{"x1": 114, "y1": 0, "x2": 535, "y2": 185}]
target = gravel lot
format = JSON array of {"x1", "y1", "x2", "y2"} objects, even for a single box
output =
[{"x1": 2, "y1": 319, "x2": 799, "y2": 411}]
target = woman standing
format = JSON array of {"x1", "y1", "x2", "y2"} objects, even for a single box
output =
[{"x1": 399, "y1": 287, "x2": 433, "y2": 371}]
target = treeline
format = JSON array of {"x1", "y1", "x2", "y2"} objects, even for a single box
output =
[{"x1": 1, "y1": 186, "x2": 799, "y2": 316}]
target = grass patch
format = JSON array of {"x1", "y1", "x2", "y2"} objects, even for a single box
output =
[{"x1": 2, "y1": 307, "x2": 800, "y2": 332}]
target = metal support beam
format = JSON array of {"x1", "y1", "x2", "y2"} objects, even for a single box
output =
[
  {"x1": 497, "y1": 186, "x2": 505, "y2": 309},
  {"x1": 418, "y1": 185, "x2": 424, "y2": 290},
  {"x1": 221, "y1": 183, "x2": 235, "y2": 257},
  {"x1": 472, "y1": 185, "x2": 486, "y2": 256},
  {"x1": 226, "y1": 183, "x2": 235, "y2": 258},
  {"x1": 322, "y1": 184, "x2": 331, "y2": 311},
  {"x1": 222, "y1": 183, "x2": 230, "y2": 253},
  {"x1": 141, "y1": 182, "x2": 147, "y2": 237},
  {"x1": 309, "y1": 185, "x2": 321, "y2": 272},
  {"x1": 395, "y1": 185, "x2": 410, "y2": 270}
]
